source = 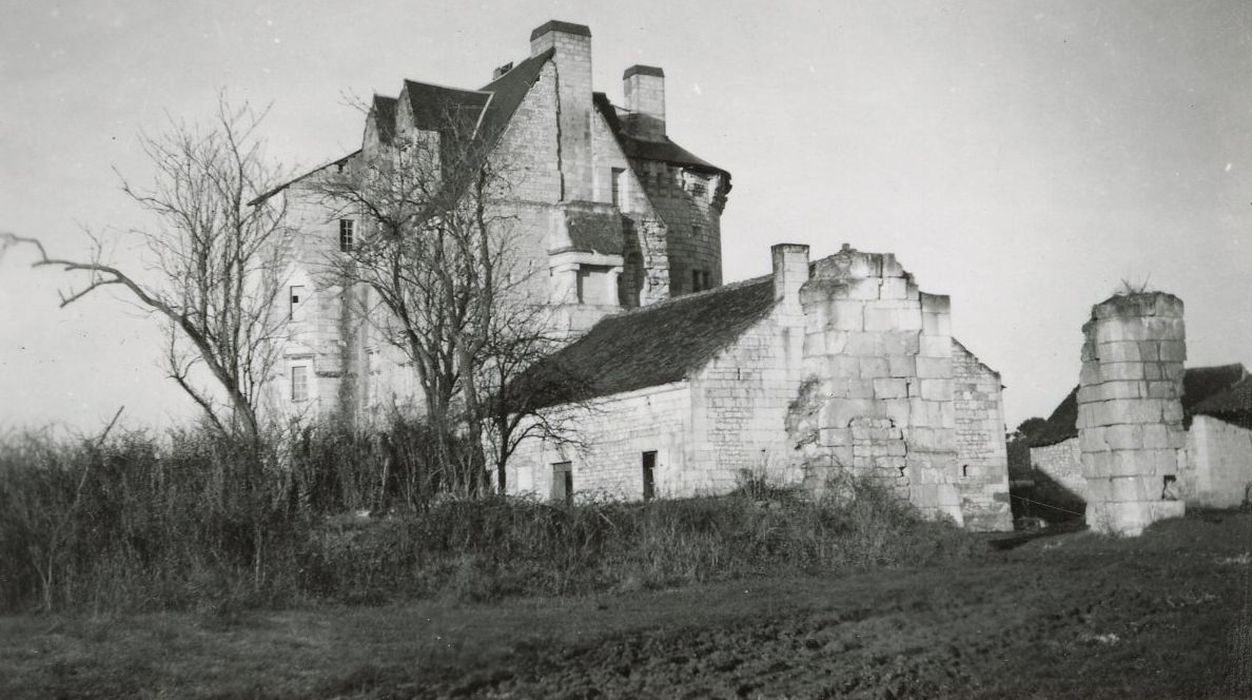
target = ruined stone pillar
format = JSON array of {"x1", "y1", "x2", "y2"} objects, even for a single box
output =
[{"x1": 1078, "y1": 292, "x2": 1188, "y2": 536}]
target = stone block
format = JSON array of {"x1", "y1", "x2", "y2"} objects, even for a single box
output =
[
  {"x1": 820, "y1": 399, "x2": 876, "y2": 429},
  {"x1": 1100, "y1": 362, "x2": 1145, "y2": 382},
  {"x1": 1162, "y1": 402, "x2": 1184, "y2": 422},
  {"x1": 829, "y1": 301, "x2": 866, "y2": 331},
  {"x1": 920, "y1": 294, "x2": 950, "y2": 314},
  {"x1": 844, "y1": 332, "x2": 881, "y2": 356},
  {"x1": 888, "y1": 355, "x2": 916, "y2": 378},
  {"x1": 922, "y1": 312, "x2": 951, "y2": 337},
  {"x1": 1163, "y1": 363, "x2": 1184, "y2": 381},
  {"x1": 919, "y1": 334, "x2": 950, "y2": 357},
  {"x1": 1102, "y1": 424, "x2": 1144, "y2": 450},
  {"x1": 1079, "y1": 363, "x2": 1102, "y2": 386},
  {"x1": 1086, "y1": 499, "x2": 1184, "y2": 537},
  {"x1": 920, "y1": 379, "x2": 953, "y2": 401},
  {"x1": 1158, "y1": 340, "x2": 1186, "y2": 362},
  {"x1": 1142, "y1": 363, "x2": 1162, "y2": 380},
  {"x1": 916, "y1": 356, "x2": 950, "y2": 379},
  {"x1": 820, "y1": 427, "x2": 852, "y2": 447},
  {"x1": 833, "y1": 278, "x2": 882, "y2": 301},
  {"x1": 859, "y1": 357, "x2": 890, "y2": 379},
  {"x1": 1079, "y1": 426, "x2": 1110, "y2": 452},
  {"x1": 881, "y1": 253, "x2": 906, "y2": 278},
  {"x1": 881, "y1": 330, "x2": 921, "y2": 356},
  {"x1": 1137, "y1": 341, "x2": 1159, "y2": 361},
  {"x1": 1145, "y1": 381, "x2": 1177, "y2": 399},
  {"x1": 825, "y1": 355, "x2": 861, "y2": 379},
  {"x1": 873, "y1": 377, "x2": 908, "y2": 399},
  {"x1": 878, "y1": 276, "x2": 909, "y2": 299},
  {"x1": 882, "y1": 398, "x2": 911, "y2": 426},
  {"x1": 1097, "y1": 341, "x2": 1141, "y2": 363}
]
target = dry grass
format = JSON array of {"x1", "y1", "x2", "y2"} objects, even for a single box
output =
[{"x1": 2, "y1": 510, "x2": 1249, "y2": 699}]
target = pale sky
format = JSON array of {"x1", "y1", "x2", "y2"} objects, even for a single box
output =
[{"x1": 1, "y1": 0, "x2": 1250, "y2": 433}]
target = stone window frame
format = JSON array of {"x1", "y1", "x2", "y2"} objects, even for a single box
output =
[{"x1": 290, "y1": 365, "x2": 309, "y2": 402}]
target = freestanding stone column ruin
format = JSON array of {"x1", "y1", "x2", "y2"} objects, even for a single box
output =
[{"x1": 1078, "y1": 292, "x2": 1188, "y2": 536}]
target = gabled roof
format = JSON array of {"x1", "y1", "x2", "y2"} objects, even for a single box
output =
[
  {"x1": 1192, "y1": 371, "x2": 1252, "y2": 428},
  {"x1": 592, "y1": 92, "x2": 730, "y2": 185},
  {"x1": 512, "y1": 276, "x2": 777, "y2": 409},
  {"x1": 476, "y1": 48, "x2": 555, "y2": 149},
  {"x1": 371, "y1": 95, "x2": 397, "y2": 144},
  {"x1": 246, "y1": 150, "x2": 361, "y2": 206},
  {"x1": 1028, "y1": 363, "x2": 1248, "y2": 447},
  {"x1": 400, "y1": 80, "x2": 491, "y2": 135}
]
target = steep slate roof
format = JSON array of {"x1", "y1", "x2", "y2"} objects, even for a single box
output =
[
  {"x1": 512, "y1": 275, "x2": 777, "y2": 409},
  {"x1": 1192, "y1": 372, "x2": 1252, "y2": 429},
  {"x1": 592, "y1": 93, "x2": 730, "y2": 185},
  {"x1": 371, "y1": 95, "x2": 398, "y2": 144},
  {"x1": 1028, "y1": 363, "x2": 1248, "y2": 447},
  {"x1": 401, "y1": 80, "x2": 491, "y2": 134},
  {"x1": 476, "y1": 48, "x2": 554, "y2": 148}
]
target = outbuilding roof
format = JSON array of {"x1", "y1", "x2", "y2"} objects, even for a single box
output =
[
  {"x1": 511, "y1": 275, "x2": 777, "y2": 409},
  {"x1": 1028, "y1": 363, "x2": 1248, "y2": 447}
]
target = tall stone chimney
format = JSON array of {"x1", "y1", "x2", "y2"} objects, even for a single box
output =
[
  {"x1": 530, "y1": 20, "x2": 594, "y2": 201},
  {"x1": 623, "y1": 65, "x2": 666, "y2": 141},
  {"x1": 771, "y1": 243, "x2": 810, "y2": 305}
]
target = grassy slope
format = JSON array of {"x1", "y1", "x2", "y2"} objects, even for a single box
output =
[{"x1": 2, "y1": 512, "x2": 1250, "y2": 699}]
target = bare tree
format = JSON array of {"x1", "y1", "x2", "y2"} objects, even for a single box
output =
[
  {"x1": 1, "y1": 98, "x2": 288, "y2": 440},
  {"x1": 310, "y1": 99, "x2": 576, "y2": 495}
]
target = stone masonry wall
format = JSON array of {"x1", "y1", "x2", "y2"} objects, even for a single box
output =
[
  {"x1": 687, "y1": 303, "x2": 806, "y2": 494},
  {"x1": 952, "y1": 340, "x2": 1013, "y2": 531},
  {"x1": 792, "y1": 246, "x2": 964, "y2": 525},
  {"x1": 1029, "y1": 438, "x2": 1088, "y2": 501},
  {"x1": 506, "y1": 383, "x2": 691, "y2": 501},
  {"x1": 1078, "y1": 292, "x2": 1188, "y2": 536},
  {"x1": 1187, "y1": 415, "x2": 1252, "y2": 509}
]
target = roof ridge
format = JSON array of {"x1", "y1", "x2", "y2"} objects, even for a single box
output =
[
  {"x1": 607, "y1": 274, "x2": 772, "y2": 318},
  {"x1": 401, "y1": 78, "x2": 491, "y2": 96}
]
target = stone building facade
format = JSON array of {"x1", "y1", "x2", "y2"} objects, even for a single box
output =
[
  {"x1": 1028, "y1": 293, "x2": 1252, "y2": 534},
  {"x1": 262, "y1": 20, "x2": 730, "y2": 419},
  {"x1": 511, "y1": 244, "x2": 1013, "y2": 531}
]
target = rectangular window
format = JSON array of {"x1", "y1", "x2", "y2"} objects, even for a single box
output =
[
  {"x1": 611, "y1": 167, "x2": 625, "y2": 207},
  {"x1": 290, "y1": 365, "x2": 308, "y2": 402},
  {"x1": 339, "y1": 219, "x2": 355, "y2": 252},
  {"x1": 551, "y1": 461, "x2": 573, "y2": 506},
  {"x1": 289, "y1": 285, "x2": 305, "y2": 318},
  {"x1": 692, "y1": 224, "x2": 704, "y2": 239},
  {"x1": 642, "y1": 451, "x2": 657, "y2": 502},
  {"x1": 691, "y1": 269, "x2": 709, "y2": 293}
]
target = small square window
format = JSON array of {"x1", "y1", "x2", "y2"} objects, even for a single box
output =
[
  {"x1": 691, "y1": 269, "x2": 710, "y2": 293},
  {"x1": 290, "y1": 366, "x2": 308, "y2": 402},
  {"x1": 289, "y1": 285, "x2": 305, "y2": 318},
  {"x1": 339, "y1": 219, "x2": 355, "y2": 252}
]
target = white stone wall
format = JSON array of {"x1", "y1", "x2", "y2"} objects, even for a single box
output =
[
  {"x1": 1188, "y1": 416, "x2": 1252, "y2": 508},
  {"x1": 951, "y1": 340, "x2": 1013, "y2": 531},
  {"x1": 1029, "y1": 438, "x2": 1088, "y2": 500},
  {"x1": 506, "y1": 383, "x2": 692, "y2": 501},
  {"x1": 687, "y1": 307, "x2": 807, "y2": 493}
]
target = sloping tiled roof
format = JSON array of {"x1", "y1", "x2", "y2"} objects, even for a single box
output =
[
  {"x1": 371, "y1": 95, "x2": 398, "y2": 144},
  {"x1": 1028, "y1": 363, "x2": 1248, "y2": 447},
  {"x1": 511, "y1": 275, "x2": 777, "y2": 409},
  {"x1": 401, "y1": 80, "x2": 491, "y2": 134},
  {"x1": 591, "y1": 92, "x2": 730, "y2": 184},
  {"x1": 1192, "y1": 373, "x2": 1252, "y2": 428},
  {"x1": 246, "y1": 150, "x2": 361, "y2": 206},
  {"x1": 476, "y1": 48, "x2": 555, "y2": 149}
]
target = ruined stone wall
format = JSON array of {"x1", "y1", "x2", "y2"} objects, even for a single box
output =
[
  {"x1": 1029, "y1": 438, "x2": 1088, "y2": 501},
  {"x1": 687, "y1": 305, "x2": 806, "y2": 493},
  {"x1": 1078, "y1": 292, "x2": 1187, "y2": 536},
  {"x1": 792, "y1": 247, "x2": 964, "y2": 525},
  {"x1": 951, "y1": 340, "x2": 1013, "y2": 531},
  {"x1": 1187, "y1": 416, "x2": 1252, "y2": 509},
  {"x1": 506, "y1": 383, "x2": 692, "y2": 501}
]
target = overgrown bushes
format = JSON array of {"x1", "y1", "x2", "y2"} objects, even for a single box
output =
[{"x1": 0, "y1": 425, "x2": 979, "y2": 615}]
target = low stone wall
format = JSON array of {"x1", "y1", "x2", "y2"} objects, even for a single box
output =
[
  {"x1": 1029, "y1": 438, "x2": 1088, "y2": 500},
  {"x1": 1188, "y1": 415, "x2": 1252, "y2": 508}
]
